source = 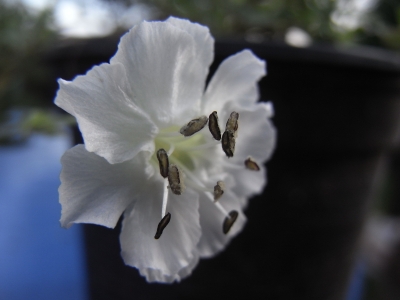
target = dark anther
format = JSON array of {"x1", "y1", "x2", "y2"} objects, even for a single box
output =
[
  {"x1": 168, "y1": 164, "x2": 184, "y2": 195},
  {"x1": 225, "y1": 111, "x2": 239, "y2": 133},
  {"x1": 154, "y1": 212, "x2": 171, "y2": 239},
  {"x1": 213, "y1": 181, "x2": 225, "y2": 202},
  {"x1": 208, "y1": 111, "x2": 221, "y2": 140},
  {"x1": 244, "y1": 157, "x2": 260, "y2": 171},
  {"x1": 222, "y1": 130, "x2": 235, "y2": 157},
  {"x1": 223, "y1": 210, "x2": 239, "y2": 234},
  {"x1": 157, "y1": 149, "x2": 169, "y2": 178},
  {"x1": 179, "y1": 116, "x2": 208, "y2": 136}
]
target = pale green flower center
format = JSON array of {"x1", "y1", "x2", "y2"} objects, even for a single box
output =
[
  {"x1": 152, "y1": 125, "x2": 211, "y2": 172},
  {"x1": 149, "y1": 113, "x2": 251, "y2": 239}
]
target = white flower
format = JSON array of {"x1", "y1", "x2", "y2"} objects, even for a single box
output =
[{"x1": 55, "y1": 17, "x2": 276, "y2": 283}]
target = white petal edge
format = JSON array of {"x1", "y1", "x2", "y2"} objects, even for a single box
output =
[
  {"x1": 120, "y1": 180, "x2": 201, "y2": 283},
  {"x1": 166, "y1": 16, "x2": 214, "y2": 95},
  {"x1": 222, "y1": 101, "x2": 276, "y2": 200},
  {"x1": 110, "y1": 20, "x2": 213, "y2": 127},
  {"x1": 196, "y1": 188, "x2": 247, "y2": 258},
  {"x1": 203, "y1": 49, "x2": 266, "y2": 113},
  {"x1": 229, "y1": 101, "x2": 276, "y2": 163},
  {"x1": 55, "y1": 62, "x2": 157, "y2": 164},
  {"x1": 139, "y1": 252, "x2": 199, "y2": 283},
  {"x1": 59, "y1": 145, "x2": 152, "y2": 229}
]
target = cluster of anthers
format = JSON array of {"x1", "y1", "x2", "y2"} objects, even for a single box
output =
[{"x1": 154, "y1": 110, "x2": 260, "y2": 240}]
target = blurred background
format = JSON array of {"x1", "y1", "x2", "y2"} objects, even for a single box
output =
[{"x1": 1, "y1": 0, "x2": 400, "y2": 299}]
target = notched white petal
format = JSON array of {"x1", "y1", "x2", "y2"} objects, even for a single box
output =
[
  {"x1": 139, "y1": 252, "x2": 199, "y2": 283},
  {"x1": 230, "y1": 102, "x2": 276, "y2": 163},
  {"x1": 203, "y1": 49, "x2": 266, "y2": 113},
  {"x1": 55, "y1": 62, "x2": 157, "y2": 164},
  {"x1": 197, "y1": 186, "x2": 247, "y2": 258},
  {"x1": 110, "y1": 21, "x2": 212, "y2": 126},
  {"x1": 120, "y1": 185, "x2": 200, "y2": 282},
  {"x1": 59, "y1": 145, "x2": 149, "y2": 229},
  {"x1": 221, "y1": 102, "x2": 275, "y2": 200}
]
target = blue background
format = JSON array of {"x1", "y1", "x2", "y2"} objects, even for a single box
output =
[{"x1": 0, "y1": 134, "x2": 88, "y2": 300}]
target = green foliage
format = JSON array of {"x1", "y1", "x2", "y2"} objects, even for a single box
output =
[
  {"x1": 141, "y1": 0, "x2": 338, "y2": 42},
  {"x1": 0, "y1": 1, "x2": 59, "y2": 143},
  {"x1": 103, "y1": 0, "x2": 400, "y2": 50},
  {"x1": 363, "y1": 0, "x2": 400, "y2": 49}
]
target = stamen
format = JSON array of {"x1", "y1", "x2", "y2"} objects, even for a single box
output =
[
  {"x1": 183, "y1": 178, "x2": 211, "y2": 192},
  {"x1": 222, "y1": 130, "x2": 235, "y2": 157},
  {"x1": 213, "y1": 181, "x2": 225, "y2": 202},
  {"x1": 157, "y1": 131, "x2": 181, "y2": 138},
  {"x1": 167, "y1": 144, "x2": 175, "y2": 156},
  {"x1": 179, "y1": 115, "x2": 208, "y2": 136},
  {"x1": 223, "y1": 210, "x2": 239, "y2": 234},
  {"x1": 206, "y1": 191, "x2": 230, "y2": 217},
  {"x1": 156, "y1": 149, "x2": 169, "y2": 178},
  {"x1": 208, "y1": 111, "x2": 221, "y2": 140},
  {"x1": 177, "y1": 139, "x2": 218, "y2": 152},
  {"x1": 168, "y1": 164, "x2": 185, "y2": 195},
  {"x1": 172, "y1": 159, "x2": 231, "y2": 218},
  {"x1": 244, "y1": 157, "x2": 260, "y2": 171},
  {"x1": 161, "y1": 178, "x2": 169, "y2": 218},
  {"x1": 154, "y1": 212, "x2": 171, "y2": 239},
  {"x1": 225, "y1": 111, "x2": 239, "y2": 133}
]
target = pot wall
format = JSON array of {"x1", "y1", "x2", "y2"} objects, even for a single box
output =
[{"x1": 50, "y1": 39, "x2": 400, "y2": 300}]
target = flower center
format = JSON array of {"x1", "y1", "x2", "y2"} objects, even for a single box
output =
[
  {"x1": 151, "y1": 111, "x2": 260, "y2": 240},
  {"x1": 152, "y1": 125, "x2": 210, "y2": 172}
]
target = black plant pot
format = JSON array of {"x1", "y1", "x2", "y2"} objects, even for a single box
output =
[{"x1": 49, "y1": 37, "x2": 400, "y2": 300}]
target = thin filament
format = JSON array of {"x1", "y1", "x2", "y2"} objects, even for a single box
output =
[
  {"x1": 161, "y1": 179, "x2": 169, "y2": 218},
  {"x1": 178, "y1": 140, "x2": 218, "y2": 152},
  {"x1": 205, "y1": 191, "x2": 229, "y2": 216},
  {"x1": 167, "y1": 143, "x2": 175, "y2": 156},
  {"x1": 173, "y1": 159, "x2": 229, "y2": 217}
]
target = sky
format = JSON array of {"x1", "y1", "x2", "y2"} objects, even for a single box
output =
[{"x1": 19, "y1": 0, "x2": 152, "y2": 37}]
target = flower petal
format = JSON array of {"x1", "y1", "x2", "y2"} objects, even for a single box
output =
[
  {"x1": 231, "y1": 102, "x2": 276, "y2": 163},
  {"x1": 120, "y1": 180, "x2": 201, "y2": 283},
  {"x1": 110, "y1": 20, "x2": 213, "y2": 127},
  {"x1": 139, "y1": 252, "x2": 200, "y2": 283},
  {"x1": 55, "y1": 62, "x2": 157, "y2": 164},
  {"x1": 223, "y1": 102, "x2": 276, "y2": 199},
  {"x1": 166, "y1": 17, "x2": 214, "y2": 89},
  {"x1": 59, "y1": 145, "x2": 152, "y2": 229},
  {"x1": 203, "y1": 49, "x2": 266, "y2": 113},
  {"x1": 197, "y1": 189, "x2": 246, "y2": 258}
]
